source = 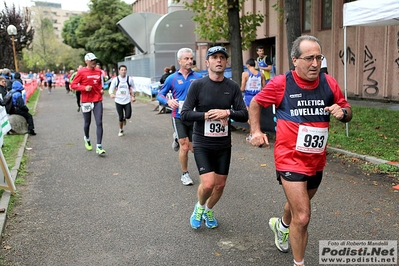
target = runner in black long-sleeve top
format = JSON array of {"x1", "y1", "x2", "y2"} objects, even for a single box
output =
[{"x1": 180, "y1": 46, "x2": 248, "y2": 229}]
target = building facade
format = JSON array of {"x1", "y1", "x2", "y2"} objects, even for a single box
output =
[
  {"x1": 28, "y1": 1, "x2": 83, "y2": 41},
  {"x1": 132, "y1": 0, "x2": 399, "y2": 102}
]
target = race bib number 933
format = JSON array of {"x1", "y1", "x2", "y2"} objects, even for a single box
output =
[{"x1": 295, "y1": 125, "x2": 328, "y2": 153}]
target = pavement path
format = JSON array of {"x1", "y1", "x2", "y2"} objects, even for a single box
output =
[{"x1": 0, "y1": 88, "x2": 397, "y2": 265}]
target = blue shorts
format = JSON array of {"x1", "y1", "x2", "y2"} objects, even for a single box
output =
[{"x1": 244, "y1": 95, "x2": 255, "y2": 107}]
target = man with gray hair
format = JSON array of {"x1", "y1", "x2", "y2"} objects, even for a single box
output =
[
  {"x1": 157, "y1": 48, "x2": 202, "y2": 186},
  {"x1": 249, "y1": 35, "x2": 352, "y2": 266}
]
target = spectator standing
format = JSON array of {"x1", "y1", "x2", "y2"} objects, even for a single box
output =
[
  {"x1": 249, "y1": 35, "x2": 352, "y2": 266},
  {"x1": 159, "y1": 67, "x2": 171, "y2": 85},
  {"x1": 256, "y1": 45, "x2": 273, "y2": 83}
]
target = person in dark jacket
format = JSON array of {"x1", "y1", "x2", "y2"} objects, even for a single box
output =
[
  {"x1": 10, "y1": 81, "x2": 36, "y2": 135},
  {"x1": 0, "y1": 76, "x2": 7, "y2": 100},
  {"x1": 159, "y1": 67, "x2": 171, "y2": 84}
]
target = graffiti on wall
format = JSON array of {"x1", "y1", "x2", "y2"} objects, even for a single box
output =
[
  {"x1": 363, "y1": 45, "x2": 378, "y2": 96},
  {"x1": 395, "y1": 31, "x2": 399, "y2": 68},
  {"x1": 340, "y1": 45, "x2": 379, "y2": 97},
  {"x1": 339, "y1": 47, "x2": 356, "y2": 65}
]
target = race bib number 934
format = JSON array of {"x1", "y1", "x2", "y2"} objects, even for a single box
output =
[{"x1": 204, "y1": 120, "x2": 228, "y2": 137}]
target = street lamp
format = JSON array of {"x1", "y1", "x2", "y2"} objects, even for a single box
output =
[{"x1": 7, "y1": 25, "x2": 18, "y2": 72}]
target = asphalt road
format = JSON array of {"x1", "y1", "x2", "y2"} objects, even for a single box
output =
[{"x1": 0, "y1": 87, "x2": 398, "y2": 266}]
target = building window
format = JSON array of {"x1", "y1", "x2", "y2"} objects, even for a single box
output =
[
  {"x1": 302, "y1": 0, "x2": 311, "y2": 32},
  {"x1": 321, "y1": 0, "x2": 332, "y2": 29}
]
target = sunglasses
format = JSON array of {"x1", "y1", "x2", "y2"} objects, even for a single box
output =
[
  {"x1": 207, "y1": 46, "x2": 228, "y2": 59},
  {"x1": 208, "y1": 46, "x2": 227, "y2": 54}
]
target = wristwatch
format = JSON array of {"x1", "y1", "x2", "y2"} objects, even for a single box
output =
[{"x1": 340, "y1": 108, "x2": 348, "y2": 121}]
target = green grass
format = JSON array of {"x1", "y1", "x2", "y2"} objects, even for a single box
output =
[
  {"x1": 1, "y1": 135, "x2": 24, "y2": 169},
  {"x1": 26, "y1": 88, "x2": 39, "y2": 115},
  {"x1": 328, "y1": 106, "x2": 399, "y2": 161},
  {"x1": 328, "y1": 105, "x2": 399, "y2": 176}
]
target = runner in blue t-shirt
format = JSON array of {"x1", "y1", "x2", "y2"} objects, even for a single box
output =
[{"x1": 156, "y1": 47, "x2": 202, "y2": 186}]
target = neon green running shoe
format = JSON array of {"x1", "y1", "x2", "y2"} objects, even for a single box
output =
[
  {"x1": 190, "y1": 203, "x2": 205, "y2": 229},
  {"x1": 96, "y1": 146, "x2": 106, "y2": 156},
  {"x1": 202, "y1": 209, "x2": 218, "y2": 229},
  {"x1": 84, "y1": 138, "x2": 92, "y2": 151},
  {"x1": 269, "y1": 217, "x2": 289, "y2": 252}
]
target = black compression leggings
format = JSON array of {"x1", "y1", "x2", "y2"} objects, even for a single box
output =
[{"x1": 82, "y1": 101, "x2": 103, "y2": 145}]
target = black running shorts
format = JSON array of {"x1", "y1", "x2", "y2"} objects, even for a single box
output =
[
  {"x1": 194, "y1": 146, "x2": 231, "y2": 175},
  {"x1": 276, "y1": 170, "x2": 323, "y2": 190},
  {"x1": 172, "y1": 117, "x2": 193, "y2": 142}
]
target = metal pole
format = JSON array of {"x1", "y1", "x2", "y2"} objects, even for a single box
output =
[
  {"x1": 11, "y1": 36, "x2": 18, "y2": 72},
  {"x1": 343, "y1": 27, "x2": 349, "y2": 137}
]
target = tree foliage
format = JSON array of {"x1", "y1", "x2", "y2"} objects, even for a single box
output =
[
  {"x1": 0, "y1": 2, "x2": 34, "y2": 70},
  {"x1": 62, "y1": 15, "x2": 83, "y2": 49},
  {"x1": 62, "y1": 0, "x2": 134, "y2": 74},
  {"x1": 177, "y1": 0, "x2": 264, "y2": 51}
]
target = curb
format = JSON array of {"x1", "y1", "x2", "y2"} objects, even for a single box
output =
[
  {"x1": 0, "y1": 134, "x2": 28, "y2": 241},
  {"x1": 327, "y1": 146, "x2": 399, "y2": 168}
]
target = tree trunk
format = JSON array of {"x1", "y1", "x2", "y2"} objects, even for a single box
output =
[
  {"x1": 284, "y1": 0, "x2": 301, "y2": 70},
  {"x1": 227, "y1": 0, "x2": 244, "y2": 84}
]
